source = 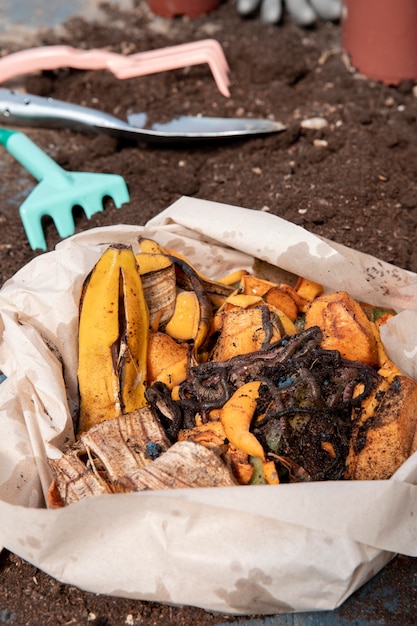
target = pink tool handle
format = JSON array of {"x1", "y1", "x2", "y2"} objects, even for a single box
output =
[{"x1": 0, "y1": 40, "x2": 230, "y2": 97}]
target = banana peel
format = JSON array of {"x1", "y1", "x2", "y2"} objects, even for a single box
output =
[
  {"x1": 115, "y1": 440, "x2": 238, "y2": 492},
  {"x1": 139, "y1": 237, "x2": 236, "y2": 307},
  {"x1": 167, "y1": 255, "x2": 213, "y2": 359},
  {"x1": 164, "y1": 290, "x2": 200, "y2": 342},
  {"x1": 220, "y1": 381, "x2": 265, "y2": 460},
  {"x1": 137, "y1": 251, "x2": 172, "y2": 274},
  {"x1": 138, "y1": 237, "x2": 166, "y2": 255},
  {"x1": 77, "y1": 245, "x2": 149, "y2": 434},
  {"x1": 135, "y1": 252, "x2": 177, "y2": 329}
]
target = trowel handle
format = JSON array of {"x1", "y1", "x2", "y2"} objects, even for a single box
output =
[
  {"x1": 0, "y1": 128, "x2": 71, "y2": 187},
  {"x1": 0, "y1": 88, "x2": 130, "y2": 137}
]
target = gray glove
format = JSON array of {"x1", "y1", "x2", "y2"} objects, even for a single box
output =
[{"x1": 237, "y1": 0, "x2": 342, "y2": 26}]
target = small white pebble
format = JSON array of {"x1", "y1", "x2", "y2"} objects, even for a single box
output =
[
  {"x1": 87, "y1": 613, "x2": 97, "y2": 622},
  {"x1": 200, "y1": 22, "x2": 222, "y2": 36},
  {"x1": 252, "y1": 167, "x2": 262, "y2": 175},
  {"x1": 313, "y1": 139, "x2": 328, "y2": 148},
  {"x1": 125, "y1": 614, "x2": 134, "y2": 625},
  {"x1": 301, "y1": 117, "x2": 328, "y2": 130},
  {"x1": 397, "y1": 104, "x2": 405, "y2": 112},
  {"x1": 261, "y1": 205, "x2": 270, "y2": 212},
  {"x1": 385, "y1": 96, "x2": 395, "y2": 106},
  {"x1": 149, "y1": 17, "x2": 172, "y2": 36},
  {"x1": 178, "y1": 160, "x2": 186, "y2": 167},
  {"x1": 298, "y1": 208, "x2": 308, "y2": 215}
]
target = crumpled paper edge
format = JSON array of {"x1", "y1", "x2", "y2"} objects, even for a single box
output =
[{"x1": 1, "y1": 196, "x2": 417, "y2": 615}]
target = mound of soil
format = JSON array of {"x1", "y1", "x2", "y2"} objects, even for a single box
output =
[{"x1": 1, "y1": 1, "x2": 416, "y2": 624}]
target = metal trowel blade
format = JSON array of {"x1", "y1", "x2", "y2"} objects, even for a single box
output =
[{"x1": 127, "y1": 112, "x2": 286, "y2": 139}]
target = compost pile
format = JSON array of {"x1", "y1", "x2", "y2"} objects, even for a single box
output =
[
  {"x1": 1, "y1": 0, "x2": 417, "y2": 624},
  {"x1": 152, "y1": 325, "x2": 374, "y2": 482}
]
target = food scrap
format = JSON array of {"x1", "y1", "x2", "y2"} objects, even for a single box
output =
[{"x1": 47, "y1": 240, "x2": 417, "y2": 507}]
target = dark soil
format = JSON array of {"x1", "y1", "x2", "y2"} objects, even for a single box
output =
[{"x1": 1, "y1": 1, "x2": 417, "y2": 624}]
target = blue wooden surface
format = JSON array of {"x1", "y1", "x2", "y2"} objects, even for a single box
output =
[{"x1": 214, "y1": 555, "x2": 417, "y2": 625}]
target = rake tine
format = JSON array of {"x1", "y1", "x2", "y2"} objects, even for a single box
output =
[
  {"x1": 19, "y1": 214, "x2": 48, "y2": 252},
  {"x1": 19, "y1": 189, "x2": 77, "y2": 250},
  {"x1": 76, "y1": 197, "x2": 105, "y2": 221},
  {"x1": 105, "y1": 179, "x2": 131, "y2": 209},
  {"x1": 61, "y1": 172, "x2": 131, "y2": 219}
]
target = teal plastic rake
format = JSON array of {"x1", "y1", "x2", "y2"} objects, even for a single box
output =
[{"x1": 0, "y1": 128, "x2": 130, "y2": 251}]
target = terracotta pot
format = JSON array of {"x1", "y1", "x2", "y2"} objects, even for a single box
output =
[
  {"x1": 148, "y1": 0, "x2": 220, "y2": 18},
  {"x1": 342, "y1": 0, "x2": 417, "y2": 85}
]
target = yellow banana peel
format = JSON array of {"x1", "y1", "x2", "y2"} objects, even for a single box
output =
[
  {"x1": 164, "y1": 291, "x2": 200, "y2": 342},
  {"x1": 121, "y1": 256, "x2": 150, "y2": 414},
  {"x1": 135, "y1": 252, "x2": 176, "y2": 330},
  {"x1": 168, "y1": 255, "x2": 213, "y2": 359},
  {"x1": 140, "y1": 237, "x2": 239, "y2": 311},
  {"x1": 78, "y1": 245, "x2": 149, "y2": 434},
  {"x1": 220, "y1": 381, "x2": 265, "y2": 460},
  {"x1": 222, "y1": 293, "x2": 264, "y2": 310},
  {"x1": 217, "y1": 268, "x2": 249, "y2": 286},
  {"x1": 138, "y1": 237, "x2": 166, "y2": 255}
]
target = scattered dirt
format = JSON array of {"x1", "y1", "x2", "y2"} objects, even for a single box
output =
[{"x1": 1, "y1": 1, "x2": 417, "y2": 624}]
